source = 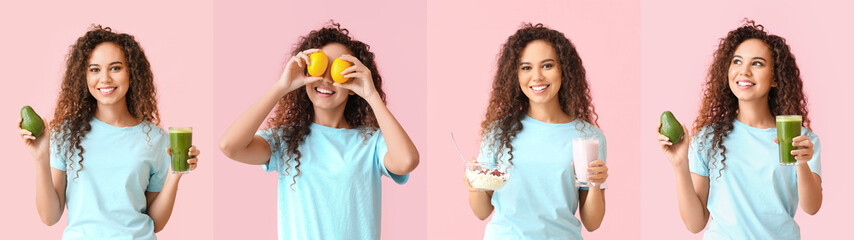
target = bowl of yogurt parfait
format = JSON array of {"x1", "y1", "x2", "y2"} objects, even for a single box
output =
[{"x1": 465, "y1": 161, "x2": 511, "y2": 191}]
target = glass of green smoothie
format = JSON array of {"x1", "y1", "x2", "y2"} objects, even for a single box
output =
[
  {"x1": 776, "y1": 115, "x2": 801, "y2": 166},
  {"x1": 169, "y1": 127, "x2": 193, "y2": 174}
]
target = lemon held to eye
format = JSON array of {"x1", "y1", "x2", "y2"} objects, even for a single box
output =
[
  {"x1": 307, "y1": 51, "x2": 328, "y2": 77},
  {"x1": 21, "y1": 105, "x2": 45, "y2": 138},
  {"x1": 330, "y1": 58, "x2": 352, "y2": 84}
]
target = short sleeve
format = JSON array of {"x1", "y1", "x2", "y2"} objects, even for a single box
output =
[
  {"x1": 49, "y1": 131, "x2": 67, "y2": 171},
  {"x1": 805, "y1": 130, "x2": 821, "y2": 178},
  {"x1": 688, "y1": 135, "x2": 710, "y2": 177},
  {"x1": 146, "y1": 132, "x2": 169, "y2": 192},
  {"x1": 257, "y1": 128, "x2": 282, "y2": 173},
  {"x1": 375, "y1": 130, "x2": 408, "y2": 184}
]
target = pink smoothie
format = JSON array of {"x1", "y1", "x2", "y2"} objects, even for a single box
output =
[{"x1": 573, "y1": 137, "x2": 599, "y2": 187}]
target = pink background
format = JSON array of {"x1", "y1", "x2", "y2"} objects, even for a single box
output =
[
  {"x1": 212, "y1": 0, "x2": 427, "y2": 239},
  {"x1": 641, "y1": 0, "x2": 853, "y2": 239},
  {"x1": 427, "y1": 0, "x2": 641, "y2": 239},
  {"x1": 2, "y1": 1, "x2": 850, "y2": 239},
  {"x1": 0, "y1": 0, "x2": 215, "y2": 239}
]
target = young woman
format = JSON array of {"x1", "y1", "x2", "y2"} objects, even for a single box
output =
[
  {"x1": 465, "y1": 23, "x2": 608, "y2": 239},
  {"x1": 18, "y1": 25, "x2": 200, "y2": 239},
  {"x1": 218, "y1": 22, "x2": 419, "y2": 239},
  {"x1": 657, "y1": 21, "x2": 822, "y2": 239}
]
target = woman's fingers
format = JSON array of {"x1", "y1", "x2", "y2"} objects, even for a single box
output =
[
  {"x1": 792, "y1": 136, "x2": 813, "y2": 148},
  {"x1": 189, "y1": 145, "x2": 200, "y2": 157},
  {"x1": 338, "y1": 54, "x2": 363, "y2": 66},
  {"x1": 790, "y1": 149, "x2": 813, "y2": 156},
  {"x1": 187, "y1": 157, "x2": 199, "y2": 170},
  {"x1": 463, "y1": 175, "x2": 478, "y2": 192},
  {"x1": 588, "y1": 159, "x2": 605, "y2": 167},
  {"x1": 588, "y1": 172, "x2": 609, "y2": 183},
  {"x1": 657, "y1": 134, "x2": 669, "y2": 142}
]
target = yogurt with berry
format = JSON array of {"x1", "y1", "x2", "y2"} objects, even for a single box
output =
[{"x1": 466, "y1": 168, "x2": 509, "y2": 190}]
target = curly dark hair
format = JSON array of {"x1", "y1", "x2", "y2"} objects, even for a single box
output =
[
  {"x1": 50, "y1": 25, "x2": 159, "y2": 180},
  {"x1": 266, "y1": 21, "x2": 385, "y2": 186},
  {"x1": 481, "y1": 23, "x2": 598, "y2": 165},
  {"x1": 694, "y1": 19, "x2": 809, "y2": 176}
]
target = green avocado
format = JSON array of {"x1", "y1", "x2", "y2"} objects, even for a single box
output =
[
  {"x1": 21, "y1": 105, "x2": 45, "y2": 138},
  {"x1": 659, "y1": 111, "x2": 683, "y2": 144}
]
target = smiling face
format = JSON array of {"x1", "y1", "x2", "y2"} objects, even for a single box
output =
[
  {"x1": 86, "y1": 42, "x2": 130, "y2": 107},
  {"x1": 305, "y1": 42, "x2": 353, "y2": 110},
  {"x1": 518, "y1": 40, "x2": 562, "y2": 107},
  {"x1": 728, "y1": 38, "x2": 776, "y2": 102}
]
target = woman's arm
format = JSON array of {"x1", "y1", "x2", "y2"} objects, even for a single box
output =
[
  {"x1": 335, "y1": 55, "x2": 419, "y2": 175},
  {"x1": 35, "y1": 166, "x2": 67, "y2": 226},
  {"x1": 218, "y1": 49, "x2": 323, "y2": 165},
  {"x1": 464, "y1": 173, "x2": 495, "y2": 220},
  {"x1": 146, "y1": 146, "x2": 200, "y2": 233},
  {"x1": 365, "y1": 94, "x2": 419, "y2": 174},
  {"x1": 20, "y1": 118, "x2": 66, "y2": 225},
  {"x1": 791, "y1": 135, "x2": 822, "y2": 214},
  {"x1": 675, "y1": 167, "x2": 711, "y2": 233},
  {"x1": 659, "y1": 125, "x2": 710, "y2": 233},
  {"x1": 578, "y1": 160, "x2": 608, "y2": 231}
]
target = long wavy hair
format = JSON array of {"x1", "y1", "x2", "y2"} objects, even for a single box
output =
[
  {"x1": 481, "y1": 23, "x2": 598, "y2": 165},
  {"x1": 694, "y1": 19, "x2": 809, "y2": 176},
  {"x1": 51, "y1": 25, "x2": 159, "y2": 180},
  {"x1": 266, "y1": 21, "x2": 385, "y2": 186}
]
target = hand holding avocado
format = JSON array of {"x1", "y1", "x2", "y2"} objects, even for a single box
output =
[
  {"x1": 658, "y1": 111, "x2": 690, "y2": 168},
  {"x1": 18, "y1": 106, "x2": 50, "y2": 162}
]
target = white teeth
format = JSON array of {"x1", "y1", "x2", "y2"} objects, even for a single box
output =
[
  {"x1": 737, "y1": 81, "x2": 755, "y2": 86},
  {"x1": 99, "y1": 87, "x2": 116, "y2": 93},
  {"x1": 316, "y1": 87, "x2": 334, "y2": 94},
  {"x1": 532, "y1": 85, "x2": 547, "y2": 92}
]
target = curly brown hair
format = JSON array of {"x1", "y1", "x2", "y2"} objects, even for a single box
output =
[
  {"x1": 266, "y1": 21, "x2": 385, "y2": 186},
  {"x1": 481, "y1": 23, "x2": 598, "y2": 165},
  {"x1": 694, "y1": 19, "x2": 810, "y2": 175},
  {"x1": 50, "y1": 25, "x2": 159, "y2": 180}
]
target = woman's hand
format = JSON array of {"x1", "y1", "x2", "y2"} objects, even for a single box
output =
[
  {"x1": 19, "y1": 117, "x2": 50, "y2": 162},
  {"x1": 278, "y1": 49, "x2": 324, "y2": 93},
  {"x1": 166, "y1": 146, "x2": 201, "y2": 174},
  {"x1": 463, "y1": 157, "x2": 492, "y2": 193},
  {"x1": 587, "y1": 160, "x2": 608, "y2": 186},
  {"x1": 332, "y1": 55, "x2": 378, "y2": 100},
  {"x1": 658, "y1": 124, "x2": 690, "y2": 168},
  {"x1": 773, "y1": 135, "x2": 815, "y2": 164}
]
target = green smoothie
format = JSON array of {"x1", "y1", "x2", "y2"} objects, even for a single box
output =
[
  {"x1": 169, "y1": 127, "x2": 192, "y2": 173},
  {"x1": 776, "y1": 115, "x2": 801, "y2": 166}
]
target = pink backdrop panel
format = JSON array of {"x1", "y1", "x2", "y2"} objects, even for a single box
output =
[
  {"x1": 427, "y1": 0, "x2": 641, "y2": 239},
  {"x1": 212, "y1": 0, "x2": 428, "y2": 239},
  {"x1": 641, "y1": 0, "x2": 852, "y2": 239},
  {"x1": 0, "y1": 0, "x2": 214, "y2": 239}
]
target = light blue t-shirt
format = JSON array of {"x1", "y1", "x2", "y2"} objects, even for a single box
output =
[
  {"x1": 257, "y1": 123, "x2": 408, "y2": 240},
  {"x1": 689, "y1": 119, "x2": 821, "y2": 240},
  {"x1": 479, "y1": 116, "x2": 607, "y2": 240},
  {"x1": 50, "y1": 118, "x2": 169, "y2": 240}
]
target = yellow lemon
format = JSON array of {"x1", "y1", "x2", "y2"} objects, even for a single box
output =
[
  {"x1": 330, "y1": 58, "x2": 352, "y2": 84},
  {"x1": 307, "y1": 51, "x2": 328, "y2": 77},
  {"x1": 330, "y1": 58, "x2": 353, "y2": 84}
]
